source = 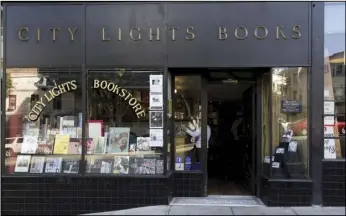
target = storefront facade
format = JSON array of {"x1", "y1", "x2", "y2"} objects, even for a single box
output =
[{"x1": 1, "y1": 2, "x2": 344, "y2": 215}]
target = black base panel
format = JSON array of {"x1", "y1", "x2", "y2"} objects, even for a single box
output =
[
  {"x1": 322, "y1": 160, "x2": 345, "y2": 206},
  {"x1": 259, "y1": 177, "x2": 312, "y2": 206},
  {"x1": 172, "y1": 172, "x2": 204, "y2": 197},
  {"x1": 1, "y1": 176, "x2": 170, "y2": 215}
]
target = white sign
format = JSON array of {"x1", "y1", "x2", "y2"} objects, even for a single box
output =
[
  {"x1": 175, "y1": 163, "x2": 184, "y2": 170},
  {"x1": 324, "y1": 101, "x2": 335, "y2": 115},
  {"x1": 149, "y1": 75, "x2": 163, "y2": 94},
  {"x1": 324, "y1": 138, "x2": 336, "y2": 159},
  {"x1": 149, "y1": 129, "x2": 163, "y2": 147},
  {"x1": 324, "y1": 116, "x2": 335, "y2": 125}
]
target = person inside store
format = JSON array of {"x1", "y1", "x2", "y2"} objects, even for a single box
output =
[{"x1": 182, "y1": 118, "x2": 211, "y2": 163}]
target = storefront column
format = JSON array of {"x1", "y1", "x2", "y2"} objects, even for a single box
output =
[{"x1": 310, "y1": 2, "x2": 325, "y2": 205}]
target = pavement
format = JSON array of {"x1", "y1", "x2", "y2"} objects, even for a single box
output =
[{"x1": 84, "y1": 205, "x2": 346, "y2": 215}]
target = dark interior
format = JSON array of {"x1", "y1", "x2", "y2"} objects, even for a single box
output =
[{"x1": 206, "y1": 70, "x2": 258, "y2": 196}]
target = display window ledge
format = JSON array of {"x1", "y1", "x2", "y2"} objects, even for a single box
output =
[
  {"x1": 173, "y1": 170, "x2": 204, "y2": 174},
  {"x1": 1, "y1": 173, "x2": 168, "y2": 179},
  {"x1": 322, "y1": 158, "x2": 346, "y2": 162},
  {"x1": 268, "y1": 178, "x2": 312, "y2": 182}
]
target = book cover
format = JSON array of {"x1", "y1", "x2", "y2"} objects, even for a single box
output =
[
  {"x1": 136, "y1": 137, "x2": 151, "y2": 152},
  {"x1": 93, "y1": 137, "x2": 105, "y2": 154},
  {"x1": 45, "y1": 157, "x2": 63, "y2": 173},
  {"x1": 86, "y1": 138, "x2": 95, "y2": 154},
  {"x1": 21, "y1": 136, "x2": 39, "y2": 154},
  {"x1": 14, "y1": 155, "x2": 31, "y2": 172},
  {"x1": 53, "y1": 134, "x2": 70, "y2": 154},
  {"x1": 108, "y1": 127, "x2": 130, "y2": 153},
  {"x1": 129, "y1": 157, "x2": 144, "y2": 174},
  {"x1": 86, "y1": 156, "x2": 114, "y2": 174},
  {"x1": 63, "y1": 159, "x2": 79, "y2": 173},
  {"x1": 113, "y1": 156, "x2": 130, "y2": 174},
  {"x1": 62, "y1": 127, "x2": 77, "y2": 138},
  {"x1": 68, "y1": 138, "x2": 82, "y2": 154},
  {"x1": 156, "y1": 159, "x2": 164, "y2": 174},
  {"x1": 143, "y1": 158, "x2": 156, "y2": 174},
  {"x1": 29, "y1": 156, "x2": 45, "y2": 173},
  {"x1": 36, "y1": 135, "x2": 55, "y2": 154}
]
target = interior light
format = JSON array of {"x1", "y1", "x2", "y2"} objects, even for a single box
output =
[{"x1": 174, "y1": 89, "x2": 177, "y2": 94}]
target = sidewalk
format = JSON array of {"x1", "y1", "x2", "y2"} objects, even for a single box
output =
[{"x1": 85, "y1": 205, "x2": 345, "y2": 215}]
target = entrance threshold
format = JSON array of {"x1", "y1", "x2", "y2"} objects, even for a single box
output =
[{"x1": 170, "y1": 195, "x2": 264, "y2": 207}]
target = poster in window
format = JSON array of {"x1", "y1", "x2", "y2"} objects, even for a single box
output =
[
  {"x1": 149, "y1": 75, "x2": 163, "y2": 93},
  {"x1": 149, "y1": 93, "x2": 163, "y2": 110},
  {"x1": 108, "y1": 127, "x2": 130, "y2": 153},
  {"x1": 149, "y1": 129, "x2": 163, "y2": 147},
  {"x1": 21, "y1": 136, "x2": 38, "y2": 154},
  {"x1": 149, "y1": 111, "x2": 163, "y2": 128},
  {"x1": 324, "y1": 101, "x2": 335, "y2": 115}
]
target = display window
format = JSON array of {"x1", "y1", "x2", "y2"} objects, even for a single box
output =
[
  {"x1": 3, "y1": 68, "x2": 166, "y2": 176},
  {"x1": 4, "y1": 68, "x2": 82, "y2": 174},
  {"x1": 86, "y1": 69, "x2": 164, "y2": 175},
  {"x1": 323, "y1": 2, "x2": 345, "y2": 159},
  {"x1": 262, "y1": 67, "x2": 309, "y2": 179}
]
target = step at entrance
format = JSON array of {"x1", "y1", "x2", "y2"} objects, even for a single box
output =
[{"x1": 170, "y1": 195, "x2": 264, "y2": 207}]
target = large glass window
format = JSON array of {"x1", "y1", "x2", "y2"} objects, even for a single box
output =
[
  {"x1": 86, "y1": 69, "x2": 164, "y2": 175},
  {"x1": 271, "y1": 67, "x2": 309, "y2": 179},
  {"x1": 173, "y1": 76, "x2": 202, "y2": 171},
  {"x1": 324, "y1": 2, "x2": 345, "y2": 159},
  {"x1": 4, "y1": 68, "x2": 82, "y2": 174}
]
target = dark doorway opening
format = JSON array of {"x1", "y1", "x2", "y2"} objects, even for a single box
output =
[{"x1": 206, "y1": 69, "x2": 258, "y2": 196}]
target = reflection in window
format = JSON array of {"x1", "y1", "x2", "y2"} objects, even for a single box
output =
[
  {"x1": 271, "y1": 67, "x2": 309, "y2": 179},
  {"x1": 174, "y1": 76, "x2": 202, "y2": 171},
  {"x1": 261, "y1": 73, "x2": 271, "y2": 177},
  {"x1": 86, "y1": 69, "x2": 164, "y2": 175},
  {"x1": 4, "y1": 68, "x2": 82, "y2": 174},
  {"x1": 324, "y1": 2, "x2": 345, "y2": 159}
]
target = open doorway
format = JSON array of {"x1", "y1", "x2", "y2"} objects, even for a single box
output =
[{"x1": 206, "y1": 70, "x2": 258, "y2": 196}]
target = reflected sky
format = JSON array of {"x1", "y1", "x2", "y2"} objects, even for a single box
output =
[{"x1": 324, "y1": 3, "x2": 345, "y2": 56}]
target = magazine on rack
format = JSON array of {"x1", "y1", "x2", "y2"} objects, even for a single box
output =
[
  {"x1": 113, "y1": 156, "x2": 130, "y2": 174},
  {"x1": 86, "y1": 157, "x2": 114, "y2": 174},
  {"x1": 63, "y1": 159, "x2": 80, "y2": 173},
  {"x1": 29, "y1": 156, "x2": 45, "y2": 173},
  {"x1": 14, "y1": 155, "x2": 32, "y2": 172},
  {"x1": 45, "y1": 157, "x2": 63, "y2": 173}
]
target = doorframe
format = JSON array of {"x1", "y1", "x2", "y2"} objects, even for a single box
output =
[{"x1": 201, "y1": 73, "x2": 264, "y2": 197}]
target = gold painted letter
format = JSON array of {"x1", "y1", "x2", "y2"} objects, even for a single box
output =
[
  {"x1": 149, "y1": 28, "x2": 160, "y2": 41},
  {"x1": 254, "y1": 26, "x2": 268, "y2": 40},
  {"x1": 168, "y1": 27, "x2": 178, "y2": 41},
  {"x1": 130, "y1": 28, "x2": 141, "y2": 41},
  {"x1": 218, "y1": 27, "x2": 227, "y2": 40},
  {"x1": 276, "y1": 26, "x2": 287, "y2": 39},
  {"x1": 67, "y1": 28, "x2": 78, "y2": 41},
  {"x1": 186, "y1": 26, "x2": 195, "y2": 40},
  {"x1": 18, "y1": 28, "x2": 29, "y2": 41},
  {"x1": 36, "y1": 28, "x2": 40, "y2": 41},
  {"x1": 94, "y1": 79, "x2": 100, "y2": 88},
  {"x1": 50, "y1": 28, "x2": 60, "y2": 41},
  {"x1": 102, "y1": 28, "x2": 110, "y2": 41},
  {"x1": 292, "y1": 25, "x2": 301, "y2": 39},
  {"x1": 234, "y1": 26, "x2": 248, "y2": 40}
]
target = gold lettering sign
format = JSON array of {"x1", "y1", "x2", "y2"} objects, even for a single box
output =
[
  {"x1": 28, "y1": 80, "x2": 77, "y2": 121},
  {"x1": 93, "y1": 79, "x2": 146, "y2": 118},
  {"x1": 28, "y1": 79, "x2": 146, "y2": 121},
  {"x1": 18, "y1": 25, "x2": 302, "y2": 42}
]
